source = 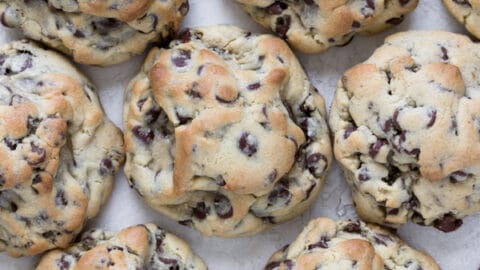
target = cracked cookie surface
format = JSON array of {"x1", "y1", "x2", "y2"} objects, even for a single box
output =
[
  {"x1": 36, "y1": 223, "x2": 207, "y2": 270},
  {"x1": 264, "y1": 217, "x2": 439, "y2": 270},
  {"x1": 235, "y1": 0, "x2": 418, "y2": 54},
  {"x1": 0, "y1": 40, "x2": 124, "y2": 256},
  {"x1": 329, "y1": 30, "x2": 480, "y2": 232},
  {"x1": 123, "y1": 25, "x2": 332, "y2": 237},
  {"x1": 0, "y1": 0, "x2": 189, "y2": 66},
  {"x1": 444, "y1": 0, "x2": 480, "y2": 39}
]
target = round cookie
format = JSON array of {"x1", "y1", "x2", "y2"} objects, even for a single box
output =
[
  {"x1": 35, "y1": 223, "x2": 207, "y2": 270},
  {"x1": 234, "y1": 0, "x2": 418, "y2": 54},
  {"x1": 329, "y1": 30, "x2": 480, "y2": 232},
  {"x1": 0, "y1": 40, "x2": 124, "y2": 256},
  {"x1": 0, "y1": 0, "x2": 189, "y2": 66},
  {"x1": 123, "y1": 25, "x2": 332, "y2": 237},
  {"x1": 264, "y1": 217, "x2": 440, "y2": 270},
  {"x1": 444, "y1": 0, "x2": 480, "y2": 39}
]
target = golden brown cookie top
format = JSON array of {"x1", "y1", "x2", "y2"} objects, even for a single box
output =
[
  {"x1": 0, "y1": 0, "x2": 189, "y2": 66},
  {"x1": 235, "y1": 0, "x2": 418, "y2": 53},
  {"x1": 264, "y1": 218, "x2": 440, "y2": 270},
  {"x1": 0, "y1": 40, "x2": 124, "y2": 256},
  {"x1": 36, "y1": 224, "x2": 207, "y2": 270},
  {"x1": 123, "y1": 25, "x2": 331, "y2": 237},
  {"x1": 329, "y1": 30, "x2": 480, "y2": 231}
]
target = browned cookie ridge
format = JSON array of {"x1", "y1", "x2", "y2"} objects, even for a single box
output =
[
  {"x1": 0, "y1": 40, "x2": 124, "y2": 256},
  {"x1": 36, "y1": 224, "x2": 207, "y2": 270},
  {"x1": 123, "y1": 25, "x2": 332, "y2": 237},
  {"x1": 330, "y1": 30, "x2": 480, "y2": 232},
  {"x1": 0, "y1": 0, "x2": 189, "y2": 66},
  {"x1": 264, "y1": 218, "x2": 440, "y2": 270},
  {"x1": 235, "y1": 0, "x2": 418, "y2": 53}
]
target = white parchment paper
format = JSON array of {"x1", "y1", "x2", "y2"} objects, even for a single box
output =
[{"x1": 0, "y1": 1, "x2": 477, "y2": 269}]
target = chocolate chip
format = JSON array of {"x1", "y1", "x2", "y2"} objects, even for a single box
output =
[
  {"x1": 307, "y1": 236, "x2": 328, "y2": 249},
  {"x1": 0, "y1": 174, "x2": 5, "y2": 187},
  {"x1": 187, "y1": 83, "x2": 202, "y2": 99},
  {"x1": 214, "y1": 175, "x2": 226, "y2": 186},
  {"x1": 358, "y1": 166, "x2": 370, "y2": 182},
  {"x1": 179, "y1": 1, "x2": 189, "y2": 16},
  {"x1": 171, "y1": 49, "x2": 191, "y2": 67},
  {"x1": 92, "y1": 18, "x2": 122, "y2": 35},
  {"x1": 305, "y1": 153, "x2": 327, "y2": 177},
  {"x1": 28, "y1": 142, "x2": 46, "y2": 165},
  {"x1": 214, "y1": 194, "x2": 233, "y2": 218},
  {"x1": 132, "y1": 126, "x2": 154, "y2": 144},
  {"x1": 399, "y1": 0, "x2": 412, "y2": 6},
  {"x1": 4, "y1": 137, "x2": 18, "y2": 150},
  {"x1": 450, "y1": 171, "x2": 469, "y2": 183},
  {"x1": 73, "y1": 30, "x2": 85, "y2": 38},
  {"x1": 352, "y1": 21, "x2": 361, "y2": 28},
  {"x1": 386, "y1": 16, "x2": 405, "y2": 25},
  {"x1": 99, "y1": 158, "x2": 114, "y2": 176},
  {"x1": 268, "y1": 180, "x2": 291, "y2": 206},
  {"x1": 192, "y1": 202, "x2": 210, "y2": 220},
  {"x1": 266, "y1": 169, "x2": 278, "y2": 183},
  {"x1": 433, "y1": 214, "x2": 463, "y2": 232},
  {"x1": 369, "y1": 139, "x2": 387, "y2": 157},
  {"x1": 266, "y1": 1, "x2": 288, "y2": 15},
  {"x1": 343, "y1": 221, "x2": 361, "y2": 234},
  {"x1": 175, "y1": 110, "x2": 192, "y2": 125},
  {"x1": 247, "y1": 82, "x2": 261, "y2": 90},
  {"x1": 265, "y1": 261, "x2": 281, "y2": 270},
  {"x1": 107, "y1": 245, "x2": 124, "y2": 252},
  {"x1": 366, "y1": 0, "x2": 375, "y2": 9},
  {"x1": 238, "y1": 132, "x2": 258, "y2": 157},
  {"x1": 145, "y1": 107, "x2": 161, "y2": 124},
  {"x1": 427, "y1": 109, "x2": 437, "y2": 128},
  {"x1": 55, "y1": 190, "x2": 67, "y2": 206},
  {"x1": 158, "y1": 257, "x2": 178, "y2": 266},
  {"x1": 343, "y1": 126, "x2": 357, "y2": 139},
  {"x1": 452, "y1": 0, "x2": 471, "y2": 7},
  {"x1": 374, "y1": 233, "x2": 393, "y2": 246},
  {"x1": 275, "y1": 16, "x2": 291, "y2": 39},
  {"x1": 56, "y1": 255, "x2": 70, "y2": 270},
  {"x1": 441, "y1": 46, "x2": 449, "y2": 61},
  {"x1": 388, "y1": 208, "x2": 400, "y2": 215},
  {"x1": 177, "y1": 29, "x2": 192, "y2": 43}
]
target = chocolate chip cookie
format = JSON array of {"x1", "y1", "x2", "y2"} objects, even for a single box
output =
[
  {"x1": 329, "y1": 30, "x2": 480, "y2": 232},
  {"x1": 123, "y1": 25, "x2": 332, "y2": 237},
  {"x1": 234, "y1": 0, "x2": 418, "y2": 54},
  {"x1": 0, "y1": 0, "x2": 189, "y2": 66},
  {"x1": 444, "y1": 0, "x2": 480, "y2": 39},
  {"x1": 264, "y1": 217, "x2": 440, "y2": 270},
  {"x1": 36, "y1": 223, "x2": 207, "y2": 270},
  {"x1": 0, "y1": 40, "x2": 124, "y2": 257}
]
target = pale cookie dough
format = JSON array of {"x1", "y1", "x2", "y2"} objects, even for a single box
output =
[
  {"x1": 330, "y1": 30, "x2": 480, "y2": 232},
  {"x1": 264, "y1": 218, "x2": 440, "y2": 270},
  {"x1": 123, "y1": 25, "x2": 332, "y2": 237},
  {"x1": 36, "y1": 224, "x2": 207, "y2": 270},
  {"x1": 444, "y1": 0, "x2": 480, "y2": 39},
  {"x1": 0, "y1": 0, "x2": 189, "y2": 66},
  {"x1": 0, "y1": 40, "x2": 124, "y2": 256},
  {"x1": 235, "y1": 0, "x2": 418, "y2": 53}
]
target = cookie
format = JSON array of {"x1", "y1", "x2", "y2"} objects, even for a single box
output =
[
  {"x1": 264, "y1": 217, "x2": 440, "y2": 270},
  {"x1": 444, "y1": 0, "x2": 480, "y2": 39},
  {"x1": 329, "y1": 30, "x2": 480, "y2": 232},
  {"x1": 123, "y1": 25, "x2": 332, "y2": 237},
  {"x1": 0, "y1": 40, "x2": 124, "y2": 257},
  {"x1": 35, "y1": 223, "x2": 207, "y2": 270},
  {"x1": 0, "y1": 0, "x2": 189, "y2": 66},
  {"x1": 234, "y1": 0, "x2": 418, "y2": 54}
]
